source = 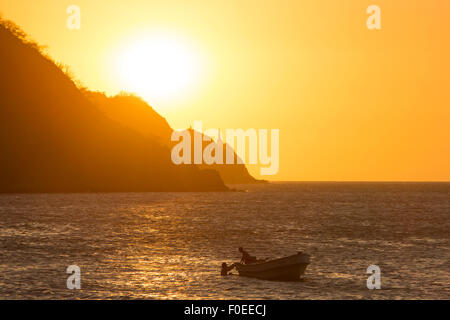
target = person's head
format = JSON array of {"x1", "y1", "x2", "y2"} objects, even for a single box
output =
[
  {"x1": 222, "y1": 262, "x2": 227, "y2": 268},
  {"x1": 238, "y1": 247, "x2": 243, "y2": 252}
]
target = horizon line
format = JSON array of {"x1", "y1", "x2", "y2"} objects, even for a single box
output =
[{"x1": 251, "y1": 180, "x2": 450, "y2": 183}]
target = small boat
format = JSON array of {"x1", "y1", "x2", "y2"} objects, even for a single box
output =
[{"x1": 235, "y1": 252, "x2": 310, "y2": 281}]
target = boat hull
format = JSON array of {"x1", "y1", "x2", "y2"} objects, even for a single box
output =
[{"x1": 235, "y1": 252, "x2": 310, "y2": 281}]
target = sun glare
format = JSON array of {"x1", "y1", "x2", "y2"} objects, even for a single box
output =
[{"x1": 116, "y1": 33, "x2": 203, "y2": 104}]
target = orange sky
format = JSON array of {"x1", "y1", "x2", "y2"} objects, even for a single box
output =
[{"x1": 1, "y1": 0, "x2": 449, "y2": 181}]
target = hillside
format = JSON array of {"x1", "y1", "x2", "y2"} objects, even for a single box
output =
[
  {"x1": 0, "y1": 18, "x2": 227, "y2": 192},
  {"x1": 85, "y1": 92, "x2": 264, "y2": 184}
]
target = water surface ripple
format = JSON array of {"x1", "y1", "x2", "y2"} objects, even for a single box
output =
[{"x1": 0, "y1": 182, "x2": 449, "y2": 299}]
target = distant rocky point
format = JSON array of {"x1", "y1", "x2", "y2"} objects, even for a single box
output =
[{"x1": 85, "y1": 92, "x2": 266, "y2": 185}]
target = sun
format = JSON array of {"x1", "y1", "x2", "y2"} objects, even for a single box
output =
[{"x1": 116, "y1": 33, "x2": 203, "y2": 104}]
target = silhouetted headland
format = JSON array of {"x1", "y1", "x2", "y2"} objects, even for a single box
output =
[
  {"x1": 85, "y1": 92, "x2": 266, "y2": 184},
  {"x1": 0, "y1": 18, "x2": 233, "y2": 192}
]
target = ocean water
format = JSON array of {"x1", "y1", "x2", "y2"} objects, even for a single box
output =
[{"x1": 0, "y1": 182, "x2": 449, "y2": 300}]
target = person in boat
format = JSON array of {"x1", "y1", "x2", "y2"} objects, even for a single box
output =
[
  {"x1": 221, "y1": 262, "x2": 236, "y2": 276},
  {"x1": 238, "y1": 247, "x2": 259, "y2": 264}
]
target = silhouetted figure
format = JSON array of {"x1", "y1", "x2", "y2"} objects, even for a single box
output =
[
  {"x1": 239, "y1": 247, "x2": 259, "y2": 264},
  {"x1": 221, "y1": 262, "x2": 235, "y2": 276}
]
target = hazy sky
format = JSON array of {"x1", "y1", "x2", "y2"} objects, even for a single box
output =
[{"x1": 1, "y1": 0, "x2": 449, "y2": 181}]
